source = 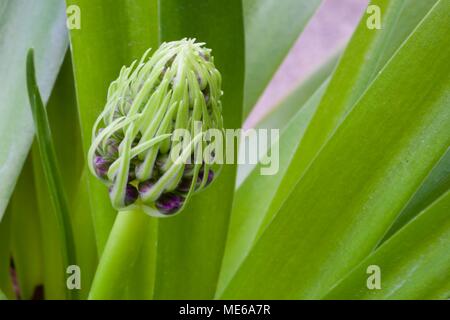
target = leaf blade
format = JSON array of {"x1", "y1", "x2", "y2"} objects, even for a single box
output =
[
  {"x1": 221, "y1": 0, "x2": 450, "y2": 299},
  {"x1": 325, "y1": 190, "x2": 450, "y2": 300}
]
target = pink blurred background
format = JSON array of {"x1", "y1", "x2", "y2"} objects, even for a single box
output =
[{"x1": 245, "y1": 0, "x2": 370, "y2": 128}]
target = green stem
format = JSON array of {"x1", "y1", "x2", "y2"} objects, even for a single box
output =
[{"x1": 88, "y1": 209, "x2": 150, "y2": 300}]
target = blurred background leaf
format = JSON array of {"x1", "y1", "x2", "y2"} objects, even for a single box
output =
[
  {"x1": 0, "y1": 0, "x2": 68, "y2": 221},
  {"x1": 242, "y1": 0, "x2": 322, "y2": 117}
]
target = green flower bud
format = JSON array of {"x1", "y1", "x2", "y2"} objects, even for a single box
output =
[{"x1": 88, "y1": 39, "x2": 223, "y2": 217}]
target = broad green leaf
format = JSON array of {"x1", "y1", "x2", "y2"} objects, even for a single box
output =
[
  {"x1": 254, "y1": 53, "x2": 339, "y2": 131},
  {"x1": 67, "y1": 0, "x2": 159, "y2": 254},
  {"x1": 27, "y1": 50, "x2": 77, "y2": 299},
  {"x1": 0, "y1": 0, "x2": 68, "y2": 221},
  {"x1": 221, "y1": 0, "x2": 450, "y2": 299},
  {"x1": 70, "y1": 170, "x2": 97, "y2": 299},
  {"x1": 0, "y1": 206, "x2": 13, "y2": 299},
  {"x1": 243, "y1": 0, "x2": 322, "y2": 116},
  {"x1": 10, "y1": 155, "x2": 43, "y2": 300},
  {"x1": 264, "y1": 0, "x2": 440, "y2": 233},
  {"x1": 218, "y1": 80, "x2": 329, "y2": 295},
  {"x1": 221, "y1": 0, "x2": 439, "y2": 294},
  {"x1": 0, "y1": 289, "x2": 6, "y2": 300},
  {"x1": 154, "y1": 0, "x2": 245, "y2": 299},
  {"x1": 382, "y1": 148, "x2": 450, "y2": 241},
  {"x1": 325, "y1": 190, "x2": 450, "y2": 300},
  {"x1": 236, "y1": 54, "x2": 338, "y2": 187}
]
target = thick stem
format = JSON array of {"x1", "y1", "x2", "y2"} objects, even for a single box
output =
[{"x1": 88, "y1": 209, "x2": 150, "y2": 299}]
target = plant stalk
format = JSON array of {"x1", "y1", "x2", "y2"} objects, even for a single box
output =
[{"x1": 88, "y1": 209, "x2": 151, "y2": 299}]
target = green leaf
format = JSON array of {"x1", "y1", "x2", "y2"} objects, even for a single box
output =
[
  {"x1": 10, "y1": 154, "x2": 44, "y2": 300},
  {"x1": 221, "y1": 0, "x2": 439, "y2": 295},
  {"x1": 254, "y1": 53, "x2": 339, "y2": 131},
  {"x1": 66, "y1": 0, "x2": 159, "y2": 254},
  {"x1": 43, "y1": 54, "x2": 96, "y2": 299},
  {"x1": 221, "y1": 0, "x2": 450, "y2": 299},
  {"x1": 264, "y1": 0, "x2": 440, "y2": 231},
  {"x1": 26, "y1": 49, "x2": 77, "y2": 300},
  {"x1": 325, "y1": 190, "x2": 450, "y2": 300},
  {"x1": 0, "y1": 206, "x2": 13, "y2": 299},
  {"x1": 0, "y1": 0, "x2": 68, "y2": 221},
  {"x1": 236, "y1": 54, "x2": 338, "y2": 186},
  {"x1": 382, "y1": 148, "x2": 450, "y2": 241},
  {"x1": 153, "y1": 0, "x2": 245, "y2": 299},
  {"x1": 218, "y1": 79, "x2": 329, "y2": 295},
  {"x1": 243, "y1": 0, "x2": 322, "y2": 116}
]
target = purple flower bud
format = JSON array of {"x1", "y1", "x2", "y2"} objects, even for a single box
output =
[
  {"x1": 124, "y1": 184, "x2": 139, "y2": 206},
  {"x1": 105, "y1": 138, "x2": 119, "y2": 159},
  {"x1": 94, "y1": 156, "x2": 111, "y2": 179},
  {"x1": 177, "y1": 177, "x2": 194, "y2": 193},
  {"x1": 138, "y1": 179, "x2": 155, "y2": 196},
  {"x1": 156, "y1": 193, "x2": 184, "y2": 215},
  {"x1": 199, "y1": 169, "x2": 214, "y2": 186}
]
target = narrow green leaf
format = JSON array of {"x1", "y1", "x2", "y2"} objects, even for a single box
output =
[
  {"x1": 26, "y1": 49, "x2": 77, "y2": 300},
  {"x1": 43, "y1": 54, "x2": 96, "y2": 298},
  {"x1": 67, "y1": 0, "x2": 159, "y2": 254},
  {"x1": 382, "y1": 148, "x2": 450, "y2": 241},
  {"x1": 325, "y1": 190, "x2": 450, "y2": 300},
  {"x1": 243, "y1": 0, "x2": 322, "y2": 116},
  {"x1": 0, "y1": 0, "x2": 68, "y2": 221},
  {"x1": 10, "y1": 154, "x2": 44, "y2": 300},
  {"x1": 31, "y1": 145, "x2": 66, "y2": 299},
  {"x1": 154, "y1": 0, "x2": 245, "y2": 299},
  {"x1": 221, "y1": 0, "x2": 450, "y2": 299},
  {"x1": 218, "y1": 80, "x2": 329, "y2": 295}
]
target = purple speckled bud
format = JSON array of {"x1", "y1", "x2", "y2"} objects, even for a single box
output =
[
  {"x1": 124, "y1": 184, "x2": 139, "y2": 206},
  {"x1": 156, "y1": 193, "x2": 184, "y2": 215},
  {"x1": 94, "y1": 156, "x2": 110, "y2": 179}
]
